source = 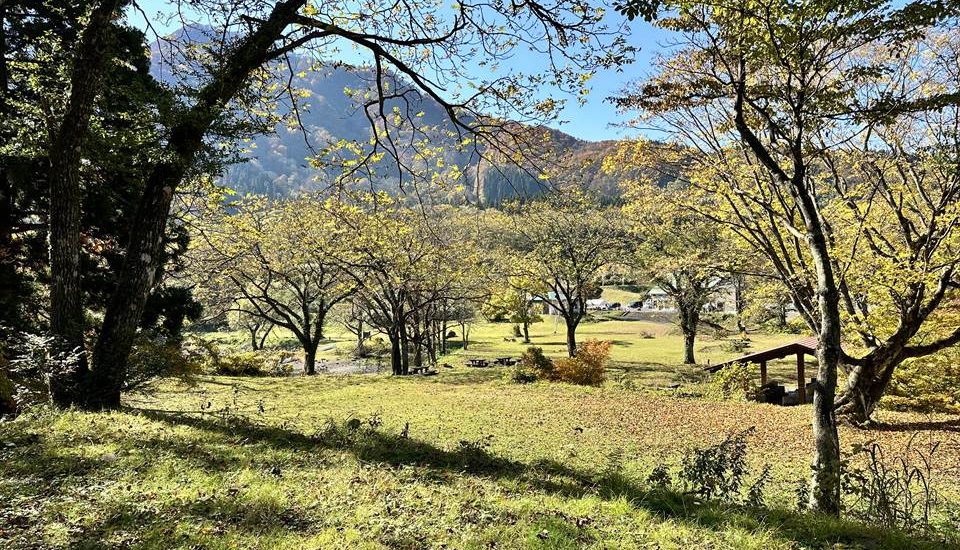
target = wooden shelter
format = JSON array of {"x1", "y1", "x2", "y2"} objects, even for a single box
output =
[{"x1": 705, "y1": 336, "x2": 818, "y2": 404}]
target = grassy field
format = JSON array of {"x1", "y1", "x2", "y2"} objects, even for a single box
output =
[
  {"x1": 205, "y1": 313, "x2": 803, "y2": 388},
  {"x1": 4, "y1": 306, "x2": 957, "y2": 549},
  {"x1": 2, "y1": 371, "x2": 958, "y2": 549}
]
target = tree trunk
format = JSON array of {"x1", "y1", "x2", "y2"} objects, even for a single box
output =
[
  {"x1": 565, "y1": 318, "x2": 578, "y2": 357},
  {"x1": 427, "y1": 319, "x2": 437, "y2": 364},
  {"x1": 733, "y1": 69, "x2": 841, "y2": 516},
  {"x1": 303, "y1": 343, "x2": 317, "y2": 375},
  {"x1": 733, "y1": 274, "x2": 747, "y2": 334},
  {"x1": 258, "y1": 324, "x2": 272, "y2": 350},
  {"x1": 441, "y1": 320, "x2": 448, "y2": 354},
  {"x1": 677, "y1": 303, "x2": 700, "y2": 365},
  {"x1": 87, "y1": 0, "x2": 307, "y2": 410},
  {"x1": 775, "y1": 303, "x2": 787, "y2": 329},
  {"x1": 522, "y1": 320, "x2": 530, "y2": 344},
  {"x1": 389, "y1": 329, "x2": 402, "y2": 375},
  {"x1": 249, "y1": 326, "x2": 261, "y2": 350},
  {"x1": 682, "y1": 331, "x2": 696, "y2": 365},
  {"x1": 400, "y1": 326, "x2": 410, "y2": 375},
  {"x1": 46, "y1": 0, "x2": 127, "y2": 408},
  {"x1": 460, "y1": 321, "x2": 470, "y2": 351},
  {"x1": 356, "y1": 316, "x2": 364, "y2": 354},
  {"x1": 835, "y1": 355, "x2": 897, "y2": 425},
  {"x1": 802, "y1": 203, "x2": 843, "y2": 516},
  {"x1": 412, "y1": 315, "x2": 423, "y2": 368}
]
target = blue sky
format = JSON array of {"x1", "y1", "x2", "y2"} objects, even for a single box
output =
[{"x1": 129, "y1": 1, "x2": 672, "y2": 142}]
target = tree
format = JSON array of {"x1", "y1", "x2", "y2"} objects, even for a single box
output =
[
  {"x1": 611, "y1": 0, "x2": 960, "y2": 514},
  {"x1": 2, "y1": 1, "x2": 199, "y2": 404},
  {"x1": 325, "y1": 195, "x2": 482, "y2": 374},
  {"x1": 36, "y1": 0, "x2": 627, "y2": 408},
  {"x1": 482, "y1": 277, "x2": 543, "y2": 343},
  {"x1": 192, "y1": 197, "x2": 355, "y2": 375},
  {"x1": 620, "y1": 183, "x2": 732, "y2": 364},
  {"x1": 506, "y1": 192, "x2": 627, "y2": 356}
]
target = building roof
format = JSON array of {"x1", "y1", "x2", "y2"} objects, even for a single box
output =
[{"x1": 705, "y1": 336, "x2": 819, "y2": 373}]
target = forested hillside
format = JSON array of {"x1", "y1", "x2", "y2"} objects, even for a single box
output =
[{"x1": 152, "y1": 50, "x2": 630, "y2": 203}]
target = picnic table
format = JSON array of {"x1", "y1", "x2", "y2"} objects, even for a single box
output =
[
  {"x1": 493, "y1": 357, "x2": 518, "y2": 366},
  {"x1": 465, "y1": 358, "x2": 489, "y2": 368}
]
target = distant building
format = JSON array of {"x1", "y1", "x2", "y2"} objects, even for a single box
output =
[
  {"x1": 640, "y1": 283, "x2": 737, "y2": 313},
  {"x1": 530, "y1": 292, "x2": 583, "y2": 316},
  {"x1": 586, "y1": 298, "x2": 610, "y2": 310}
]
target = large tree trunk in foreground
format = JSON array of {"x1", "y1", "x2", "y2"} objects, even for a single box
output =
[
  {"x1": 46, "y1": 0, "x2": 127, "y2": 407},
  {"x1": 733, "y1": 80, "x2": 842, "y2": 516},
  {"x1": 87, "y1": 0, "x2": 308, "y2": 410},
  {"x1": 801, "y1": 199, "x2": 842, "y2": 516}
]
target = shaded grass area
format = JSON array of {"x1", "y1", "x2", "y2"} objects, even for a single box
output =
[{"x1": 2, "y1": 373, "x2": 959, "y2": 549}]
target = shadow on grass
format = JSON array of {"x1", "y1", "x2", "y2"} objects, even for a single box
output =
[
  {"x1": 872, "y1": 418, "x2": 960, "y2": 433},
  {"x1": 127, "y1": 406, "x2": 955, "y2": 550}
]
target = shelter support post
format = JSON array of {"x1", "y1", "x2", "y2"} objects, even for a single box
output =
[{"x1": 797, "y1": 353, "x2": 806, "y2": 404}]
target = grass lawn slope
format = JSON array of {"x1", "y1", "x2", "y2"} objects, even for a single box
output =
[{"x1": 2, "y1": 369, "x2": 958, "y2": 549}]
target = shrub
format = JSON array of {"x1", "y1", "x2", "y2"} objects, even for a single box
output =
[
  {"x1": 520, "y1": 346, "x2": 556, "y2": 381},
  {"x1": 721, "y1": 338, "x2": 751, "y2": 353},
  {"x1": 353, "y1": 338, "x2": 389, "y2": 359},
  {"x1": 553, "y1": 339, "x2": 610, "y2": 386},
  {"x1": 679, "y1": 427, "x2": 769, "y2": 505},
  {"x1": 708, "y1": 362, "x2": 757, "y2": 401},
  {"x1": 214, "y1": 351, "x2": 269, "y2": 376},
  {"x1": 882, "y1": 350, "x2": 960, "y2": 414},
  {"x1": 0, "y1": 360, "x2": 15, "y2": 415},
  {"x1": 842, "y1": 438, "x2": 942, "y2": 534},
  {"x1": 125, "y1": 335, "x2": 204, "y2": 391},
  {"x1": 505, "y1": 363, "x2": 538, "y2": 384}
]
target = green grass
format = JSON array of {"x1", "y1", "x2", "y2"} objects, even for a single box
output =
[
  {"x1": 597, "y1": 285, "x2": 647, "y2": 305},
  {"x1": 2, "y1": 371, "x2": 958, "y2": 549},
  {"x1": 209, "y1": 313, "x2": 798, "y2": 367}
]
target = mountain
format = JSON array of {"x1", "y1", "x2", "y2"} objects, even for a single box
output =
[
  {"x1": 221, "y1": 61, "x2": 631, "y2": 204},
  {"x1": 151, "y1": 36, "x2": 627, "y2": 203}
]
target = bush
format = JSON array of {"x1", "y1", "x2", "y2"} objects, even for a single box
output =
[
  {"x1": 505, "y1": 363, "x2": 538, "y2": 384},
  {"x1": 520, "y1": 346, "x2": 556, "y2": 381},
  {"x1": 554, "y1": 339, "x2": 610, "y2": 386},
  {"x1": 125, "y1": 336, "x2": 204, "y2": 391},
  {"x1": 0, "y1": 360, "x2": 15, "y2": 416},
  {"x1": 355, "y1": 338, "x2": 389, "y2": 359},
  {"x1": 708, "y1": 362, "x2": 757, "y2": 401},
  {"x1": 680, "y1": 427, "x2": 769, "y2": 505},
  {"x1": 882, "y1": 350, "x2": 960, "y2": 414},
  {"x1": 842, "y1": 438, "x2": 942, "y2": 534},
  {"x1": 214, "y1": 351, "x2": 269, "y2": 376}
]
